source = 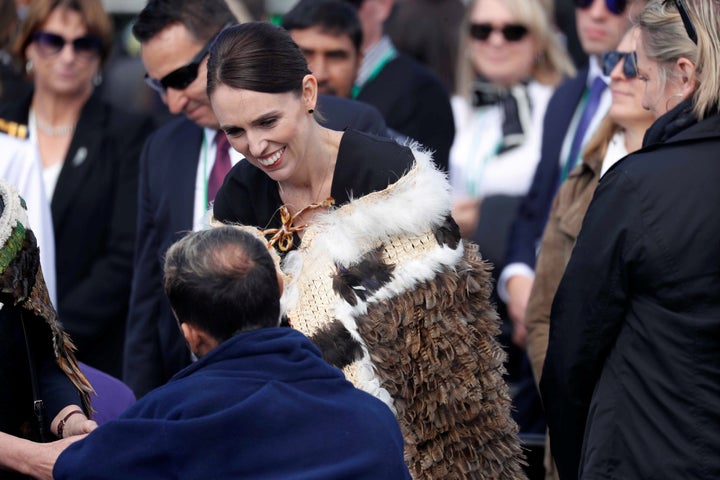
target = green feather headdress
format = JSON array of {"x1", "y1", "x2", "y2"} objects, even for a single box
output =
[{"x1": 0, "y1": 181, "x2": 93, "y2": 415}]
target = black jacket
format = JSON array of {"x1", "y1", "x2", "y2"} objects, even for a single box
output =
[
  {"x1": 541, "y1": 100, "x2": 720, "y2": 480},
  {"x1": 356, "y1": 54, "x2": 454, "y2": 171}
]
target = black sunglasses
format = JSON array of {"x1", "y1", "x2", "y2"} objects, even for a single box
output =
[
  {"x1": 664, "y1": 0, "x2": 698, "y2": 44},
  {"x1": 144, "y1": 37, "x2": 213, "y2": 94},
  {"x1": 574, "y1": 0, "x2": 627, "y2": 15},
  {"x1": 31, "y1": 31, "x2": 102, "y2": 58},
  {"x1": 469, "y1": 23, "x2": 529, "y2": 42},
  {"x1": 602, "y1": 51, "x2": 638, "y2": 78}
]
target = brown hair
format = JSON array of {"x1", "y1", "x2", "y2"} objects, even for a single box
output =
[
  {"x1": 582, "y1": 114, "x2": 620, "y2": 166},
  {"x1": 207, "y1": 22, "x2": 311, "y2": 98},
  {"x1": 14, "y1": 0, "x2": 113, "y2": 67}
]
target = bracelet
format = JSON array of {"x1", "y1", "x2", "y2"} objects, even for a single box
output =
[{"x1": 57, "y1": 409, "x2": 84, "y2": 439}]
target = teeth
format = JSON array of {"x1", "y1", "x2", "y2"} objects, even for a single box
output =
[{"x1": 258, "y1": 148, "x2": 284, "y2": 166}]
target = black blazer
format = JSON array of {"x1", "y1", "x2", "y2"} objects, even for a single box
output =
[
  {"x1": 0, "y1": 92, "x2": 154, "y2": 378},
  {"x1": 123, "y1": 94, "x2": 393, "y2": 397},
  {"x1": 356, "y1": 54, "x2": 454, "y2": 171},
  {"x1": 503, "y1": 68, "x2": 589, "y2": 270}
]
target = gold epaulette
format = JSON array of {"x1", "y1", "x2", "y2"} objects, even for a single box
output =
[{"x1": 0, "y1": 118, "x2": 28, "y2": 139}]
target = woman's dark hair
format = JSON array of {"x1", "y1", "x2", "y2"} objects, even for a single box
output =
[{"x1": 207, "y1": 22, "x2": 311, "y2": 98}]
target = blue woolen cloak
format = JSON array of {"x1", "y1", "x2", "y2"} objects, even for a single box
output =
[{"x1": 54, "y1": 327, "x2": 410, "y2": 479}]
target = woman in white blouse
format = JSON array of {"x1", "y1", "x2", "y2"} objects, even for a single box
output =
[{"x1": 450, "y1": 0, "x2": 575, "y2": 239}]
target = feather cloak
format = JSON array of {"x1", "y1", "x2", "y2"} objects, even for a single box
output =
[
  {"x1": 277, "y1": 149, "x2": 527, "y2": 479},
  {"x1": 0, "y1": 181, "x2": 93, "y2": 419}
]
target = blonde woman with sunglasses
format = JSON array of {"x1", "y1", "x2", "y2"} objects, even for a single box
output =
[
  {"x1": 541, "y1": 0, "x2": 720, "y2": 478},
  {"x1": 450, "y1": 0, "x2": 575, "y2": 242},
  {"x1": 0, "y1": 0, "x2": 154, "y2": 379}
]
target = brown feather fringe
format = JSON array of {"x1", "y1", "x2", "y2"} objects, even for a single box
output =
[
  {"x1": 22, "y1": 265, "x2": 95, "y2": 416},
  {"x1": 356, "y1": 243, "x2": 527, "y2": 479}
]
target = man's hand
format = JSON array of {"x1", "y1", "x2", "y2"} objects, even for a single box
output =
[
  {"x1": 25, "y1": 435, "x2": 87, "y2": 480},
  {"x1": 506, "y1": 275, "x2": 534, "y2": 348},
  {"x1": 0, "y1": 432, "x2": 86, "y2": 480}
]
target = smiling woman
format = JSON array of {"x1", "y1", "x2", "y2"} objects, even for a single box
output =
[{"x1": 210, "y1": 21, "x2": 527, "y2": 480}]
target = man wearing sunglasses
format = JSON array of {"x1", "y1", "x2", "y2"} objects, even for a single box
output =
[
  {"x1": 498, "y1": 0, "x2": 643, "y2": 353},
  {"x1": 124, "y1": 0, "x2": 392, "y2": 398}
]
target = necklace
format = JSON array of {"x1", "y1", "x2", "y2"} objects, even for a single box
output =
[
  {"x1": 35, "y1": 115, "x2": 76, "y2": 137},
  {"x1": 267, "y1": 150, "x2": 336, "y2": 251}
]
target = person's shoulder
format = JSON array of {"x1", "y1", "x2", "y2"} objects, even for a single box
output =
[
  {"x1": 338, "y1": 129, "x2": 416, "y2": 183},
  {"x1": 317, "y1": 94, "x2": 387, "y2": 135},
  {"x1": 151, "y1": 115, "x2": 197, "y2": 137},
  {"x1": 554, "y1": 67, "x2": 588, "y2": 94},
  {"x1": 95, "y1": 97, "x2": 155, "y2": 132},
  {"x1": 319, "y1": 95, "x2": 382, "y2": 120},
  {"x1": 384, "y1": 54, "x2": 448, "y2": 92},
  {"x1": 386, "y1": 54, "x2": 435, "y2": 80},
  {"x1": 0, "y1": 117, "x2": 28, "y2": 139},
  {"x1": 342, "y1": 129, "x2": 413, "y2": 162},
  {"x1": 0, "y1": 129, "x2": 34, "y2": 176},
  {"x1": 142, "y1": 116, "x2": 199, "y2": 151}
]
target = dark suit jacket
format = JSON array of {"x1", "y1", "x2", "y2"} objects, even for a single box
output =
[
  {"x1": 0, "y1": 92, "x2": 154, "y2": 378},
  {"x1": 317, "y1": 94, "x2": 388, "y2": 135},
  {"x1": 356, "y1": 54, "x2": 454, "y2": 171},
  {"x1": 504, "y1": 67, "x2": 589, "y2": 270},
  {"x1": 123, "y1": 94, "x2": 391, "y2": 397}
]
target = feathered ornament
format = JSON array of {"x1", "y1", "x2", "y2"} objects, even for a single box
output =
[
  {"x1": 0, "y1": 181, "x2": 94, "y2": 417},
  {"x1": 274, "y1": 148, "x2": 527, "y2": 479}
]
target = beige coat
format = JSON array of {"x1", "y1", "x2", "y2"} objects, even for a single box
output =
[{"x1": 524, "y1": 145, "x2": 604, "y2": 480}]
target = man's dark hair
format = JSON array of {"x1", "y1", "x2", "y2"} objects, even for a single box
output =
[
  {"x1": 281, "y1": 0, "x2": 363, "y2": 53},
  {"x1": 133, "y1": 0, "x2": 236, "y2": 44},
  {"x1": 164, "y1": 227, "x2": 281, "y2": 342}
]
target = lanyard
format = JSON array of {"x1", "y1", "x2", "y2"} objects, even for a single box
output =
[
  {"x1": 351, "y1": 45, "x2": 397, "y2": 99},
  {"x1": 559, "y1": 88, "x2": 591, "y2": 183},
  {"x1": 465, "y1": 108, "x2": 503, "y2": 197}
]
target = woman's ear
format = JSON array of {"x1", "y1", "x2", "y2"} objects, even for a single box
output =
[
  {"x1": 676, "y1": 56, "x2": 698, "y2": 97},
  {"x1": 302, "y1": 74, "x2": 318, "y2": 113}
]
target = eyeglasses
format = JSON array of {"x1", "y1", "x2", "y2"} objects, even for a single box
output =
[
  {"x1": 602, "y1": 51, "x2": 638, "y2": 78},
  {"x1": 31, "y1": 31, "x2": 102, "y2": 59},
  {"x1": 664, "y1": 0, "x2": 698, "y2": 44},
  {"x1": 573, "y1": 0, "x2": 627, "y2": 15},
  {"x1": 144, "y1": 37, "x2": 213, "y2": 94},
  {"x1": 469, "y1": 23, "x2": 529, "y2": 42}
]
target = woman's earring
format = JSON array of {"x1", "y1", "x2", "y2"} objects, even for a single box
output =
[
  {"x1": 92, "y1": 72, "x2": 103, "y2": 87},
  {"x1": 25, "y1": 60, "x2": 33, "y2": 73},
  {"x1": 308, "y1": 108, "x2": 315, "y2": 114}
]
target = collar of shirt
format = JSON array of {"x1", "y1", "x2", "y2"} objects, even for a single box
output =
[
  {"x1": 356, "y1": 35, "x2": 396, "y2": 88},
  {"x1": 588, "y1": 54, "x2": 609, "y2": 88}
]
